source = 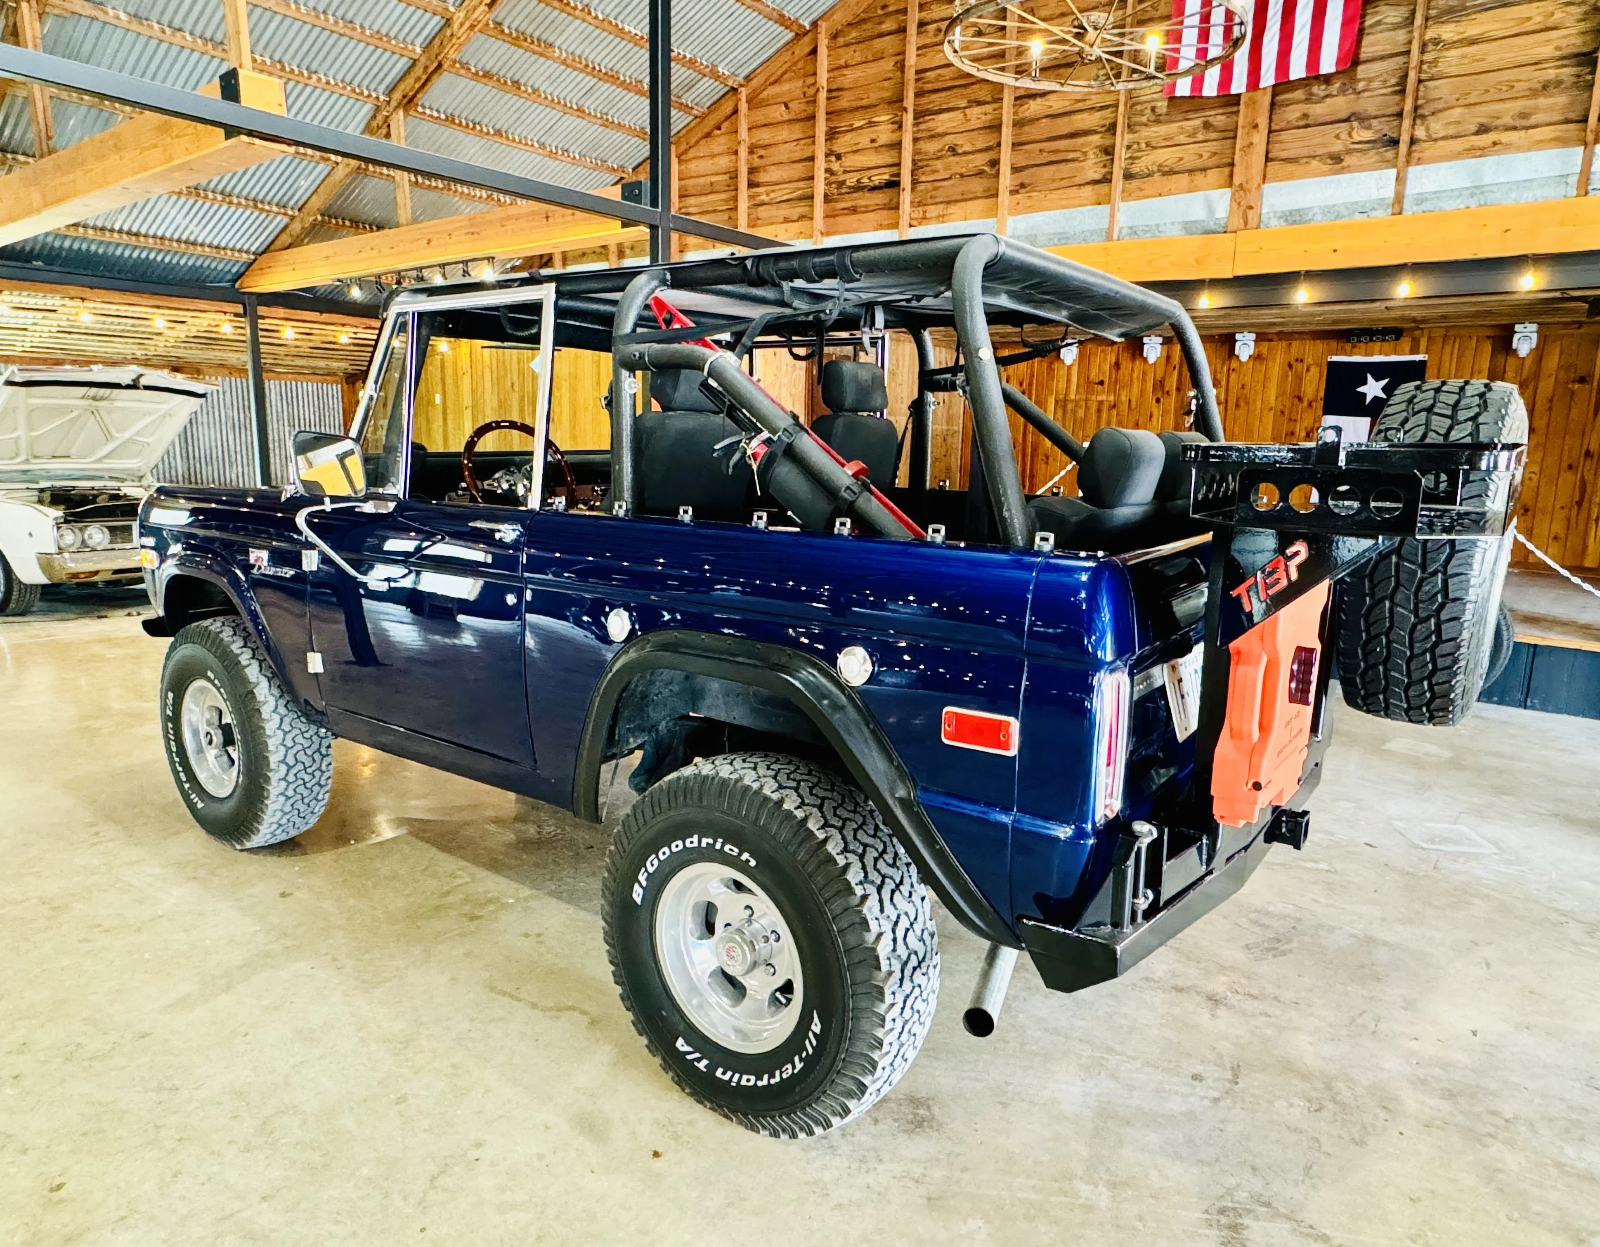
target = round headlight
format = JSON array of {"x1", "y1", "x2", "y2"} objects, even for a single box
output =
[
  {"x1": 56, "y1": 525, "x2": 81, "y2": 550},
  {"x1": 83, "y1": 524, "x2": 111, "y2": 549}
]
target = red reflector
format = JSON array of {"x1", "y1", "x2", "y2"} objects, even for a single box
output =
[
  {"x1": 941, "y1": 707, "x2": 1020, "y2": 757},
  {"x1": 1288, "y1": 644, "x2": 1319, "y2": 705}
]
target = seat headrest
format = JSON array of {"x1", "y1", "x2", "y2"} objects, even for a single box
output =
[
  {"x1": 1079, "y1": 427, "x2": 1165, "y2": 509},
  {"x1": 820, "y1": 359, "x2": 888, "y2": 414},
  {"x1": 650, "y1": 369, "x2": 722, "y2": 413},
  {"x1": 1157, "y1": 430, "x2": 1209, "y2": 501}
]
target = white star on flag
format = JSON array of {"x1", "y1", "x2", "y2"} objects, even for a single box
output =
[{"x1": 1355, "y1": 373, "x2": 1389, "y2": 404}]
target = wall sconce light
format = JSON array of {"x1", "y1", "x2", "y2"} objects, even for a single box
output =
[
  {"x1": 1512, "y1": 323, "x2": 1538, "y2": 358},
  {"x1": 1234, "y1": 331, "x2": 1256, "y2": 362}
]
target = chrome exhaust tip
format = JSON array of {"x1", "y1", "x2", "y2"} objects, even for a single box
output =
[{"x1": 962, "y1": 943, "x2": 1020, "y2": 1037}]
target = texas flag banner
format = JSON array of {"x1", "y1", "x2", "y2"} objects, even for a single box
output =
[{"x1": 1165, "y1": 0, "x2": 1363, "y2": 97}]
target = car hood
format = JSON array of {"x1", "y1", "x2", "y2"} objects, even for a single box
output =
[{"x1": 0, "y1": 365, "x2": 211, "y2": 484}]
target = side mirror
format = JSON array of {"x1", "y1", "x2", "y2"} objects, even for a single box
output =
[{"x1": 292, "y1": 431, "x2": 366, "y2": 499}]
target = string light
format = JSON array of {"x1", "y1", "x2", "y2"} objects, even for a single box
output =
[
  {"x1": 1294, "y1": 285, "x2": 1311, "y2": 304},
  {"x1": 1196, "y1": 288, "x2": 1211, "y2": 309},
  {"x1": 220, "y1": 321, "x2": 234, "y2": 335},
  {"x1": 1519, "y1": 269, "x2": 1537, "y2": 291},
  {"x1": 152, "y1": 316, "x2": 168, "y2": 329},
  {"x1": 438, "y1": 340, "x2": 451, "y2": 353},
  {"x1": 1395, "y1": 278, "x2": 1413, "y2": 298},
  {"x1": 76, "y1": 308, "x2": 93, "y2": 323},
  {"x1": 281, "y1": 325, "x2": 296, "y2": 340},
  {"x1": 1144, "y1": 31, "x2": 1162, "y2": 47},
  {"x1": 337, "y1": 331, "x2": 351, "y2": 345}
]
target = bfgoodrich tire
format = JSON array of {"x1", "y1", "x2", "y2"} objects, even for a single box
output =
[
  {"x1": 1337, "y1": 379, "x2": 1526, "y2": 725},
  {"x1": 602, "y1": 752, "x2": 939, "y2": 1138},
  {"x1": 0, "y1": 553, "x2": 42, "y2": 616},
  {"x1": 159, "y1": 616, "x2": 333, "y2": 848}
]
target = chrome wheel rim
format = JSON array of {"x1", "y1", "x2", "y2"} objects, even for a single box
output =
[
  {"x1": 653, "y1": 862, "x2": 803, "y2": 1054},
  {"x1": 180, "y1": 677, "x2": 239, "y2": 798}
]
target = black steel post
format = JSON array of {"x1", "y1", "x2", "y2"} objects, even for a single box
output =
[
  {"x1": 648, "y1": 0, "x2": 673, "y2": 264},
  {"x1": 243, "y1": 295, "x2": 272, "y2": 487}
]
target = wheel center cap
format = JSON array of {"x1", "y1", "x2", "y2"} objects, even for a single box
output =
[{"x1": 716, "y1": 918, "x2": 771, "y2": 977}]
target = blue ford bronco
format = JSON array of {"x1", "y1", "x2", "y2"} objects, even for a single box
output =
[{"x1": 139, "y1": 236, "x2": 1525, "y2": 1137}]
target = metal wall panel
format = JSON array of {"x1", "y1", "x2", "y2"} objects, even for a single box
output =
[{"x1": 154, "y1": 378, "x2": 343, "y2": 488}]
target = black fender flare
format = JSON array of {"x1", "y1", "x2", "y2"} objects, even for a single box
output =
[
  {"x1": 573, "y1": 629, "x2": 1019, "y2": 948},
  {"x1": 146, "y1": 554, "x2": 299, "y2": 696}
]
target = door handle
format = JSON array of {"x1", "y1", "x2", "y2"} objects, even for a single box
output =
[{"x1": 468, "y1": 520, "x2": 522, "y2": 543}]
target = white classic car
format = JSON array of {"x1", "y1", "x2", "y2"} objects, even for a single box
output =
[{"x1": 0, "y1": 366, "x2": 211, "y2": 615}]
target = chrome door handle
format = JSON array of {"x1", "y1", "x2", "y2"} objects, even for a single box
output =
[{"x1": 468, "y1": 520, "x2": 522, "y2": 543}]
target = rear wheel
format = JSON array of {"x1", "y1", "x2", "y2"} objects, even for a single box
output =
[
  {"x1": 1336, "y1": 379, "x2": 1526, "y2": 725},
  {"x1": 160, "y1": 617, "x2": 332, "y2": 848},
  {"x1": 0, "y1": 554, "x2": 42, "y2": 616},
  {"x1": 602, "y1": 752, "x2": 939, "y2": 1137}
]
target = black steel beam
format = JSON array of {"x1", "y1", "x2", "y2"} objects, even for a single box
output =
[
  {"x1": 0, "y1": 261, "x2": 380, "y2": 316},
  {"x1": 648, "y1": 0, "x2": 673, "y2": 264},
  {"x1": 0, "y1": 44, "x2": 779, "y2": 254},
  {"x1": 242, "y1": 295, "x2": 273, "y2": 487}
]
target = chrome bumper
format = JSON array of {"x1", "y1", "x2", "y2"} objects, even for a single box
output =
[{"x1": 36, "y1": 548, "x2": 142, "y2": 582}]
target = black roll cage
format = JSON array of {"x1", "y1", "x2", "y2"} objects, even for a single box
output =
[{"x1": 395, "y1": 233, "x2": 1222, "y2": 550}]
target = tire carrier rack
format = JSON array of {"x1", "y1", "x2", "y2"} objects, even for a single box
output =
[{"x1": 1020, "y1": 427, "x2": 1526, "y2": 992}]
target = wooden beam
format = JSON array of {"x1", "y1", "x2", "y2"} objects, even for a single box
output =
[
  {"x1": 813, "y1": 21, "x2": 828, "y2": 245},
  {"x1": 0, "y1": 73, "x2": 288, "y2": 250},
  {"x1": 736, "y1": 87, "x2": 750, "y2": 232},
  {"x1": 1106, "y1": 88, "x2": 1129, "y2": 242},
  {"x1": 731, "y1": 0, "x2": 806, "y2": 36},
  {"x1": 535, "y1": 0, "x2": 740, "y2": 87},
  {"x1": 1390, "y1": 0, "x2": 1429, "y2": 214},
  {"x1": 444, "y1": 60, "x2": 646, "y2": 138},
  {"x1": 486, "y1": 21, "x2": 705, "y2": 117},
  {"x1": 1232, "y1": 195, "x2": 1600, "y2": 274},
  {"x1": 1226, "y1": 86, "x2": 1272, "y2": 232},
  {"x1": 389, "y1": 114, "x2": 412, "y2": 227},
  {"x1": 1049, "y1": 197, "x2": 1600, "y2": 282},
  {"x1": 15, "y1": 0, "x2": 52, "y2": 157},
  {"x1": 1052, "y1": 233, "x2": 1237, "y2": 283},
  {"x1": 898, "y1": 0, "x2": 917, "y2": 238},
  {"x1": 239, "y1": 196, "x2": 643, "y2": 292},
  {"x1": 1579, "y1": 47, "x2": 1600, "y2": 198},
  {"x1": 221, "y1": 0, "x2": 252, "y2": 68}
]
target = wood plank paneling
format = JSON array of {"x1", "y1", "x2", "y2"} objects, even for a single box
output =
[{"x1": 675, "y1": 0, "x2": 1599, "y2": 242}]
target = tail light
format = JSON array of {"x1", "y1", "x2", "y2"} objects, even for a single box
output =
[{"x1": 1091, "y1": 669, "x2": 1130, "y2": 824}]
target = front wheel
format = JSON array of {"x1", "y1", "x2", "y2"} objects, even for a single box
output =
[
  {"x1": 0, "y1": 553, "x2": 42, "y2": 616},
  {"x1": 602, "y1": 753, "x2": 939, "y2": 1137},
  {"x1": 159, "y1": 616, "x2": 333, "y2": 848}
]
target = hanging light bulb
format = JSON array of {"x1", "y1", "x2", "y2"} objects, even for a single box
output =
[
  {"x1": 77, "y1": 309, "x2": 93, "y2": 323},
  {"x1": 220, "y1": 321, "x2": 234, "y2": 335},
  {"x1": 1519, "y1": 269, "x2": 1536, "y2": 291},
  {"x1": 337, "y1": 331, "x2": 351, "y2": 345},
  {"x1": 1395, "y1": 277, "x2": 1413, "y2": 298},
  {"x1": 1196, "y1": 290, "x2": 1211, "y2": 309},
  {"x1": 1294, "y1": 285, "x2": 1311, "y2": 304},
  {"x1": 281, "y1": 325, "x2": 296, "y2": 340}
]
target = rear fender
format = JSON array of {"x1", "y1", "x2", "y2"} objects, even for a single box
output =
[{"x1": 574, "y1": 629, "x2": 1019, "y2": 948}]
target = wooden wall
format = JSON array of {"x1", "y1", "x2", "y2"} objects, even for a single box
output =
[
  {"x1": 673, "y1": 0, "x2": 1600, "y2": 241},
  {"x1": 411, "y1": 340, "x2": 612, "y2": 452}
]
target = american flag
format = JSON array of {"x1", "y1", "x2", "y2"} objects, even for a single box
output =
[{"x1": 1164, "y1": 0, "x2": 1363, "y2": 97}]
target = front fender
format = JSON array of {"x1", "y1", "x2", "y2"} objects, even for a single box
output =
[
  {"x1": 574, "y1": 629, "x2": 1019, "y2": 948},
  {"x1": 150, "y1": 553, "x2": 299, "y2": 697},
  {"x1": 0, "y1": 501, "x2": 55, "y2": 585}
]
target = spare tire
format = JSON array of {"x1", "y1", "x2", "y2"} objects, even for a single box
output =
[{"x1": 1336, "y1": 379, "x2": 1526, "y2": 725}]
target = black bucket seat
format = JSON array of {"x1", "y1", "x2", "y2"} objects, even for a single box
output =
[
  {"x1": 811, "y1": 360, "x2": 899, "y2": 486},
  {"x1": 636, "y1": 370, "x2": 752, "y2": 522},
  {"x1": 1028, "y1": 426, "x2": 1165, "y2": 552}
]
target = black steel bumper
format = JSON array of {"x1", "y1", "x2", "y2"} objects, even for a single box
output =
[{"x1": 1019, "y1": 831, "x2": 1272, "y2": 994}]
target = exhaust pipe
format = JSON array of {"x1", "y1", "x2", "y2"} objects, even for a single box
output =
[{"x1": 962, "y1": 943, "x2": 1020, "y2": 1037}]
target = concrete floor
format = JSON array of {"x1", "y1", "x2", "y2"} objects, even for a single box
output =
[{"x1": 2, "y1": 613, "x2": 1595, "y2": 1247}]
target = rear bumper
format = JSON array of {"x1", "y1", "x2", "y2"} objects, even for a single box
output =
[
  {"x1": 37, "y1": 549, "x2": 141, "y2": 582},
  {"x1": 1020, "y1": 829, "x2": 1271, "y2": 993}
]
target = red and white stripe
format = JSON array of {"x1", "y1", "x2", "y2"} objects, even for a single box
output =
[{"x1": 1164, "y1": 0, "x2": 1362, "y2": 97}]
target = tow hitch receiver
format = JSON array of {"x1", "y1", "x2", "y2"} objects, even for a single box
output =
[{"x1": 1020, "y1": 428, "x2": 1524, "y2": 994}]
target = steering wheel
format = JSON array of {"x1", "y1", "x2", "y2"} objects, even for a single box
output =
[{"x1": 460, "y1": 419, "x2": 576, "y2": 504}]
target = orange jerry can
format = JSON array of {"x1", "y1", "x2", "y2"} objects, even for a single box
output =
[{"x1": 1210, "y1": 581, "x2": 1329, "y2": 827}]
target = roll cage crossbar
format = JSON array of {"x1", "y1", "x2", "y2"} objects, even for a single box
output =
[{"x1": 588, "y1": 234, "x2": 1223, "y2": 547}]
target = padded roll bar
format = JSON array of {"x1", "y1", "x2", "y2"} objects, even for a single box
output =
[{"x1": 609, "y1": 269, "x2": 668, "y2": 514}]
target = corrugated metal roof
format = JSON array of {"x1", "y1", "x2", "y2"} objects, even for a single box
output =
[
  {"x1": 0, "y1": 231, "x2": 247, "y2": 286},
  {"x1": 2, "y1": 0, "x2": 814, "y2": 293},
  {"x1": 422, "y1": 72, "x2": 645, "y2": 171}
]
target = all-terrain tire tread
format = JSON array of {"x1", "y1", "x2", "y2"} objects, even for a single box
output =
[
  {"x1": 167, "y1": 617, "x2": 333, "y2": 848},
  {"x1": 1336, "y1": 379, "x2": 1525, "y2": 725},
  {"x1": 601, "y1": 752, "x2": 939, "y2": 1138}
]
